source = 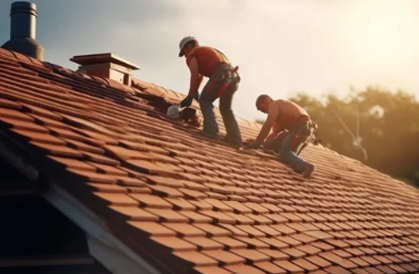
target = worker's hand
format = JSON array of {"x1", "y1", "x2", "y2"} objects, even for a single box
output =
[
  {"x1": 248, "y1": 141, "x2": 260, "y2": 149},
  {"x1": 180, "y1": 96, "x2": 193, "y2": 108}
]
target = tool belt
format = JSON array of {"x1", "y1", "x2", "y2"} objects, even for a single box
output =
[
  {"x1": 293, "y1": 115, "x2": 319, "y2": 144},
  {"x1": 205, "y1": 62, "x2": 241, "y2": 99},
  {"x1": 293, "y1": 115, "x2": 317, "y2": 129},
  {"x1": 214, "y1": 62, "x2": 241, "y2": 83}
]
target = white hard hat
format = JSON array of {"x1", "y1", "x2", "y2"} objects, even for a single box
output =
[
  {"x1": 167, "y1": 105, "x2": 182, "y2": 120},
  {"x1": 178, "y1": 36, "x2": 197, "y2": 57}
]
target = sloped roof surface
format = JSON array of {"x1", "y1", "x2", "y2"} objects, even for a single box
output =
[{"x1": 1, "y1": 48, "x2": 419, "y2": 274}]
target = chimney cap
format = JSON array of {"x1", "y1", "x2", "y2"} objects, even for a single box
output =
[
  {"x1": 10, "y1": 2, "x2": 37, "y2": 16},
  {"x1": 70, "y1": 53, "x2": 139, "y2": 70}
]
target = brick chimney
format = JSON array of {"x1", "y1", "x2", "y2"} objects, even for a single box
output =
[{"x1": 70, "y1": 53, "x2": 140, "y2": 85}]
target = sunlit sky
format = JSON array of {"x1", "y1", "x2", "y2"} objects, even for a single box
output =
[{"x1": 1, "y1": 0, "x2": 418, "y2": 121}]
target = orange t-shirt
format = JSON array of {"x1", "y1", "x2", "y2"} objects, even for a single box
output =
[{"x1": 186, "y1": 46, "x2": 230, "y2": 77}]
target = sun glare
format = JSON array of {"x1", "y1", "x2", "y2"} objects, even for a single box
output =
[{"x1": 342, "y1": 1, "x2": 419, "y2": 69}]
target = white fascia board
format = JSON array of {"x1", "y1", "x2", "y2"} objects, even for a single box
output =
[{"x1": 42, "y1": 183, "x2": 161, "y2": 274}]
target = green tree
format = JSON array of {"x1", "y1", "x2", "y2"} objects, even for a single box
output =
[{"x1": 259, "y1": 87, "x2": 419, "y2": 186}]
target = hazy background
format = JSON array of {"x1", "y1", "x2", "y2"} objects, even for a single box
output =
[{"x1": 1, "y1": 0, "x2": 418, "y2": 121}]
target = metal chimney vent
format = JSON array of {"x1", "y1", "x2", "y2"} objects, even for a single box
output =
[{"x1": 1, "y1": 1, "x2": 44, "y2": 60}]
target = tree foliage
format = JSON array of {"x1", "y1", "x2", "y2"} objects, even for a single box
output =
[{"x1": 261, "y1": 87, "x2": 419, "y2": 186}]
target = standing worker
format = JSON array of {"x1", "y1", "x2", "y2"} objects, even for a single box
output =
[
  {"x1": 178, "y1": 36, "x2": 242, "y2": 148},
  {"x1": 249, "y1": 95, "x2": 317, "y2": 179}
]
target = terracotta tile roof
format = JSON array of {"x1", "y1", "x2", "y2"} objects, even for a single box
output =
[{"x1": 1, "y1": 48, "x2": 419, "y2": 274}]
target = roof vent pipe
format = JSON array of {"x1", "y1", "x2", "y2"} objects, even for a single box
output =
[{"x1": 1, "y1": 1, "x2": 44, "y2": 60}]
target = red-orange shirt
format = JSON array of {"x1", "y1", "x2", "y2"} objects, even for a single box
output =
[{"x1": 186, "y1": 46, "x2": 230, "y2": 77}]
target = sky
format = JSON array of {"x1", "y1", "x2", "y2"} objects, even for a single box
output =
[{"x1": 0, "y1": 0, "x2": 418, "y2": 121}]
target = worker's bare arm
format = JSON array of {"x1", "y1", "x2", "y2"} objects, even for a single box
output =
[
  {"x1": 255, "y1": 102, "x2": 280, "y2": 143},
  {"x1": 188, "y1": 57, "x2": 202, "y2": 97},
  {"x1": 265, "y1": 123, "x2": 281, "y2": 141}
]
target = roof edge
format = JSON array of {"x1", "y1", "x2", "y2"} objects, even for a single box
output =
[{"x1": 42, "y1": 184, "x2": 162, "y2": 274}]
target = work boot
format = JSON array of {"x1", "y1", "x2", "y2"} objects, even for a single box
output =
[
  {"x1": 202, "y1": 132, "x2": 221, "y2": 141},
  {"x1": 221, "y1": 136, "x2": 242, "y2": 149},
  {"x1": 303, "y1": 163, "x2": 316, "y2": 179}
]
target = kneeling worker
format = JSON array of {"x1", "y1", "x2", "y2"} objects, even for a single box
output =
[{"x1": 249, "y1": 95, "x2": 316, "y2": 179}]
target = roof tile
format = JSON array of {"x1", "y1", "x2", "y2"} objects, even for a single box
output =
[
  {"x1": 271, "y1": 224, "x2": 297, "y2": 235},
  {"x1": 290, "y1": 233, "x2": 316, "y2": 244},
  {"x1": 222, "y1": 200, "x2": 252, "y2": 214},
  {"x1": 277, "y1": 236, "x2": 302, "y2": 246},
  {"x1": 273, "y1": 260, "x2": 304, "y2": 273},
  {"x1": 333, "y1": 249, "x2": 352, "y2": 259},
  {"x1": 93, "y1": 192, "x2": 138, "y2": 206},
  {"x1": 145, "y1": 208, "x2": 189, "y2": 223},
  {"x1": 127, "y1": 221, "x2": 176, "y2": 236},
  {"x1": 201, "y1": 249, "x2": 245, "y2": 265},
  {"x1": 11, "y1": 128, "x2": 67, "y2": 145},
  {"x1": 325, "y1": 239, "x2": 351, "y2": 248},
  {"x1": 231, "y1": 248, "x2": 270, "y2": 263},
  {"x1": 303, "y1": 230, "x2": 334, "y2": 240},
  {"x1": 129, "y1": 193, "x2": 172, "y2": 208},
  {"x1": 224, "y1": 264, "x2": 265, "y2": 274},
  {"x1": 259, "y1": 249, "x2": 290, "y2": 261},
  {"x1": 310, "y1": 270, "x2": 329, "y2": 274},
  {"x1": 200, "y1": 210, "x2": 235, "y2": 224},
  {"x1": 150, "y1": 236, "x2": 197, "y2": 251},
  {"x1": 244, "y1": 202, "x2": 270, "y2": 214},
  {"x1": 234, "y1": 236, "x2": 270, "y2": 249},
  {"x1": 387, "y1": 264, "x2": 408, "y2": 273},
  {"x1": 218, "y1": 224, "x2": 248, "y2": 237},
  {"x1": 87, "y1": 182, "x2": 127, "y2": 193},
  {"x1": 162, "y1": 223, "x2": 206, "y2": 237},
  {"x1": 253, "y1": 261, "x2": 287, "y2": 274},
  {"x1": 305, "y1": 255, "x2": 332, "y2": 268},
  {"x1": 296, "y1": 244, "x2": 322, "y2": 256},
  {"x1": 254, "y1": 225, "x2": 282, "y2": 237},
  {"x1": 165, "y1": 198, "x2": 196, "y2": 211},
  {"x1": 47, "y1": 156, "x2": 96, "y2": 171},
  {"x1": 193, "y1": 223, "x2": 232, "y2": 237},
  {"x1": 184, "y1": 237, "x2": 224, "y2": 251},
  {"x1": 265, "y1": 213, "x2": 289, "y2": 224},
  {"x1": 193, "y1": 266, "x2": 232, "y2": 274},
  {"x1": 323, "y1": 266, "x2": 352, "y2": 274},
  {"x1": 31, "y1": 141, "x2": 83, "y2": 157},
  {"x1": 281, "y1": 248, "x2": 307, "y2": 259},
  {"x1": 172, "y1": 251, "x2": 218, "y2": 267},
  {"x1": 179, "y1": 188, "x2": 208, "y2": 199},
  {"x1": 205, "y1": 198, "x2": 234, "y2": 212},
  {"x1": 319, "y1": 251, "x2": 358, "y2": 269},
  {"x1": 245, "y1": 213, "x2": 273, "y2": 225},
  {"x1": 351, "y1": 269, "x2": 372, "y2": 274},
  {"x1": 374, "y1": 265, "x2": 396, "y2": 274},
  {"x1": 286, "y1": 223, "x2": 310, "y2": 233},
  {"x1": 83, "y1": 151, "x2": 120, "y2": 165},
  {"x1": 292, "y1": 258, "x2": 319, "y2": 271},
  {"x1": 148, "y1": 184, "x2": 184, "y2": 198},
  {"x1": 349, "y1": 257, "x2": 370, "y2": 268}
]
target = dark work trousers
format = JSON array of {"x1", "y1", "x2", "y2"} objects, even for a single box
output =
[{"x1": 198, "y1": 62, "x2": 242, "y2": 146}]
